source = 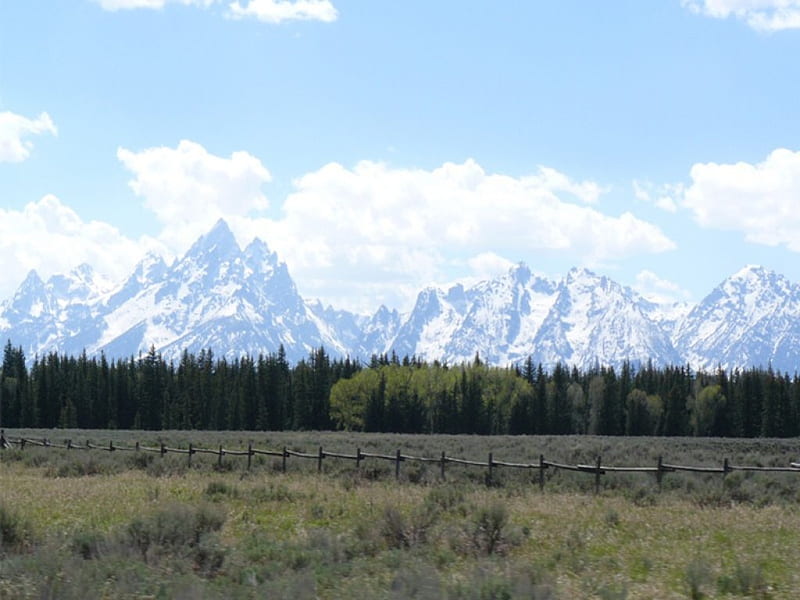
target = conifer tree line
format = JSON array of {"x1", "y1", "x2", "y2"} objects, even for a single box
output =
[{"x1": 1, "y1": 340, "x2": 799, "y2": 437}]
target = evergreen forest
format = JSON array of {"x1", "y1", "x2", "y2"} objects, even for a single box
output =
[{"x1": 1, "y1": 341, "x2": 798, "y2": 438}]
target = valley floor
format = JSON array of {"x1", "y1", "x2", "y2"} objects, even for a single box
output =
[{"x1": 2, "y1": 431, "x2": 800, "y2": 598}]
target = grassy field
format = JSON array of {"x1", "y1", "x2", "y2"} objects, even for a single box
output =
[{"x1": 2, "y1": 430, "x2": 800, "y2": 598}]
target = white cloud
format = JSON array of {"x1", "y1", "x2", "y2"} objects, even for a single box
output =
[
  {"x1": 117, "y1": 140, "x2": 271, "y2": 252},
  {"x1": 681, "y1": 148, "x2": 800, "y2": 250},
  {"x1": 0, "y1": 147, "x2": 676, "y2": 314},
  {"x1": 94, "y1": 0, "x2": 215, "y2": 10},
  {"x1": 634, "y1": 269, "x2": 692, "y2": 304},
  {"x1": 0, "y1": 196, "x2": 158, "y2": 300},
  {"x1": 527, "y1": 166, "x2": 606, "y2": 204},
  {"x1": 227, "y1": 0, "x2": 338, "y2": 23},
  {"x1": 467, "y1": 252, "x2": 516, "y2": 281},
  {"x1": 633, "y1": 180, "x2": 680, "y2": 213},
  {"x1": 93, "y1": 0, "x2": 339, "y2": 24},
  {"x1": 682, "y1": 0, "x2": 800, "y2": 31},
  {"x1": 232, "y1": 158, "x2": 674, "y2": 312},
  {"x1": 0, "y1": 111, "x2": 57, "y2": 163}
]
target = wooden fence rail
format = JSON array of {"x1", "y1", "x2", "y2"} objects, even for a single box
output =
[{"x1": 2, "y1": 430, "x2": 800, "y2": 493}]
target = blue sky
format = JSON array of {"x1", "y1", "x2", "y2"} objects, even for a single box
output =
[{"x1": 3, "y1": 0, "x2": 800, "y2": 313}]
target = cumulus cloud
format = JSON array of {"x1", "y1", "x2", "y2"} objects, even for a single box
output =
[
  {"x1": 0, "y1": 196, "x2": 157, "y2": 300},
  {"x1": 117, "y1": 140, "x2": 271, "y2": 251},
  {"x1": 634, "y1": 269, "x2": 692, "y2": 304},
  {"x1": 227, "y1": 0, "x2": 338, "y2": 23},
  {"x1": 231, "y1": 158, "x2": 674, "y2": 312},
  {"x1": 681, "y1": 148, "x2": 800, "y2": 250},
  {"x1": 0, "y1": 111, "x2": 57, "y2": 163},
  {"x1": 682, "y1": 0, "x2": 800, "y2": 32}
]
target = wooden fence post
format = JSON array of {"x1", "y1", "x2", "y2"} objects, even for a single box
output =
[
  {"x1": 487, "y1": 452, "x2": 494, "y2": 485},
  {"x1": 109, "y1": 440, "x2": 114, "y2": 452},
  {"x1": 282, "y1": 446, "x2": 287, "y2": 473},
  {"x1": 160, "y1": 442, "x2": 166, "y2": 458},
  {"x1": 722, "y1": 457, "x2": 729, "y2": 490},
  {"x1": 395, "y1": 449, "x2": 401, "y2": 480},
  {"x1": 317, "y1": 446, "x2": 324, "y2": 473},
  {"x1": 67, "y1": 439, "x2": 72, "y2": 450},
  {"x1": 20, "y1": 438, "x2": 25, "y2": 450},
  {"x1": 356, "y1": 447, "x2": 362, "y2": 470},
  {"x1": 656, "y1": 456, "x2": 663, "y2": 492},
  {"x1": 539, "y1": 454, "x2": 545, "y2": 491},
  {"x1": 135, "y1": 441, "x2": 140, "y2": 452},
  {"x1": 247, "y1": 443, "x2": 252, "y2": 471},
  {"x1": 595, "y1": 455, "x2": 602, "y2": 495},
  {"x1": 218, "y1": 445, "x2": 223, "y2": 468},
  {"x1": 440, "y1": 451, "x2": 446, "y2": 481},
  {"x1": 188, "y1": 443, "x2": 193, "y2": 467}
]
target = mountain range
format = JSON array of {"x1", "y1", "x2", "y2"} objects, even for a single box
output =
[{"x1": 2, "y1": 219, "x2": 799, "y2": 372}]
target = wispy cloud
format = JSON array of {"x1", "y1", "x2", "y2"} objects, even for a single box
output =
[
  {"x1": 92, "y1": 0, "x2": 338, "y2": 23},
  {"x1": 634, "y1": 269, "x2": 692, "y2": 304},
  {"x1": 682, "y1": 0, "x2": 800, "y2": 32},
  {"x1": 0, "y1": 111, "x2": 57, "y2": 163},
  {"x1": 633, "y1": 180, "x2": 680, "y2": 213},
  {"x1": 93, "y1": 0, "x2": 215, "y2": 10},
  {"x1": 227, "y1": 0, "x2": 337, "y2": 24}
]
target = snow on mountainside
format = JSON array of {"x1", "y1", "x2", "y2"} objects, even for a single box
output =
[
  {"x1": 2, "y1": 220, "x2": 800, "y2": 370},
  {"x1": 397, "y1": 264, "x2": 558, "y2": 364},
  {"x1": 673, "y1": 265, "x2": 800, "y2": 372},
  {"x1": 529, "y1": 268, "x2": 681, "y2": 369}
]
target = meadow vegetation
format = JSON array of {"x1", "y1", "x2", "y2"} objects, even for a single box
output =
[{"x1": 2, "y1": 430, "x2": 800, "y2": 598}]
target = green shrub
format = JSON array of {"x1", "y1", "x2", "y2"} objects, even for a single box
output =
[
  {"x1": 0, "y1": 503, "x2": 32, "y2": 554},
  {"x1": 124, "y1": 502, "x2": 226, "y2": 573},
  {"x1": 717, "y1": 562, "x2": 768, "y2": 597},
  {"x1": 204, "y1": 480, "x2": 239, "y2": 500},
  {"x1": 381, "y1": 505, "x2": 439, "y2": 549},
  {"x1": 685, "y1": 558, "x2": 712, "y2": 600},
  {"x1": 252, "y1": 482, "x2": 297, "y2": 502},
  {"x1": 70, "y1": 528, "x2": 105, "y2": 560},
  {"x1": 425, "y1": 484, "x2": 466, "y2": 513},
  {"x1": 470, "y1": 502, "x2": 510, "y2": 556}
]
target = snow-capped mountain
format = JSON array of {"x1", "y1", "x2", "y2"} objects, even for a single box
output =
[
  {"x1": 0, "y1": 220, "x2": 345, "y2": 364},
  {"x1": 673, "y1": 265, "x2": 800, "y2": 372},
  {"x1": 528, "y1": 268, "x2": 681, "y2": 369},
  {"x1": 391, "y1": 264, "x2": 559, "y2": 364},
  {"x1": 3, "y1": 220, "x2": 800, "y2": 371}
]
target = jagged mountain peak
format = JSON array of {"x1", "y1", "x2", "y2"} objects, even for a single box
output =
[
  {"x1": 183, "y1": 218, "x2": 240, "y2": 261},
  {"x1": 733, "y1": 264, "x2": 772, "y2": 278},
  {"x1": 47, "y1": 263, "x2": 113, "y2": 303},
  {"x1": 3, "y1": 270, "x2": 48, "y2": 319},
  {"x1": 673, "y1": 266, "x2": 800, "y2": 372},
  {"x1": 17, "y1": 269, "x2": 45, "y2": 293},
  {"x1": 508, "y1": 261, "x2": 531, "y2": 283},
  {"x1": 243, "y1": 237, "x2": 280, "y2": 276},
  {"x1": 133, "y1": 252, "x2": 169, "y2": 284},
  {"x1": 563, "y1": 266, "x2": 607, "y2": 287}
]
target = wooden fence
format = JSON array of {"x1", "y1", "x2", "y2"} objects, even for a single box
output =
[{"x1": 3, "y1": 430, "x2": 800, "y2": 494}]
